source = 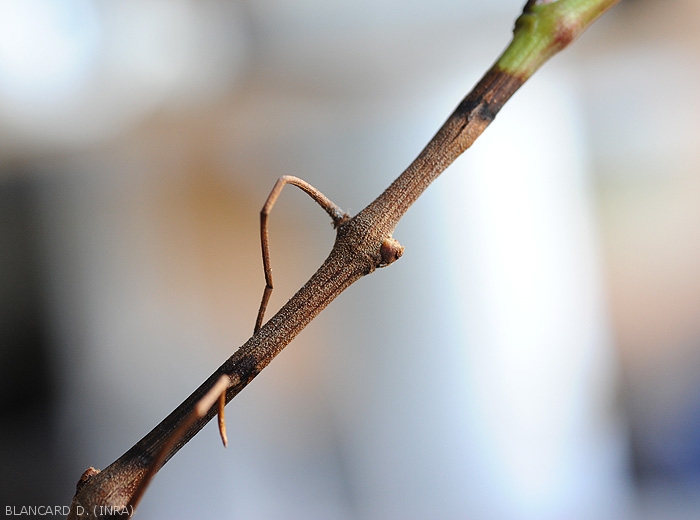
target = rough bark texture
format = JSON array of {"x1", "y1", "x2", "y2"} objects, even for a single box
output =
[
  {"x1": 67, "y1": 0, "x2": 620, "y2": 516},
  {"x1": 70, "y1": 65, "x2": 521, "y2": 516}
]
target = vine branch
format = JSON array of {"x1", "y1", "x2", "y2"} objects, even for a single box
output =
[{"x1": 68, "y1": 0, "x2": 620, "y2": 517}]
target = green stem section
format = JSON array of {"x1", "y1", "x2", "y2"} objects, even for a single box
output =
[{"x1": 498, "y1": 0, "x2": 621, "y2": 80}]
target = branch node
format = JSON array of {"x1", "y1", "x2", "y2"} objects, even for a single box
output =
[
  {"x1": 379, "y1": 236, "x2": 404, "y2": 267},
  {"x1": 255, "y1": 175, "x2": 347, "y2": 332},
  {"x1": 75, "y1": 467, "x2": 101, "y2": 494}
]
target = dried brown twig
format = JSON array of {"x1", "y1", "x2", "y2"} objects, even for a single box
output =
[{"x1": 67, "y1": 1, "x2": 620, "y2": 517}]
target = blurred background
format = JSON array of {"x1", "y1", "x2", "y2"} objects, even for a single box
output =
[{"x1": 1, "y1": 0, "x2": 699, "y2": 518}]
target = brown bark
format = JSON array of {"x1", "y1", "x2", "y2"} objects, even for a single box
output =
[
  {"x1": 67, "y1": 1, "x2": 620, "y2": 515},
  {"x1": 68, "y1": 60, "x2": 524, "y2": 519}
]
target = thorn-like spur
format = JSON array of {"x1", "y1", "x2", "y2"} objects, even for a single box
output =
[
  {"x1": 215, "y1": 177, "x2": 347, "y2": 456},
  {"x1": 217, "y1": 386, "x2": 227, "y2": 447},
  {"x1": 128, "y1": 375, "x2": 230, "y2": 513},
  {"x1": 254, "y1": 175, "x2": 349, "y2": 334},
  {"x1": 122, "y1": 175, "x2": 357, "y2": 514},
  {"x1": 217, "y1": 374, "x2": 241, "y2": 448}
]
